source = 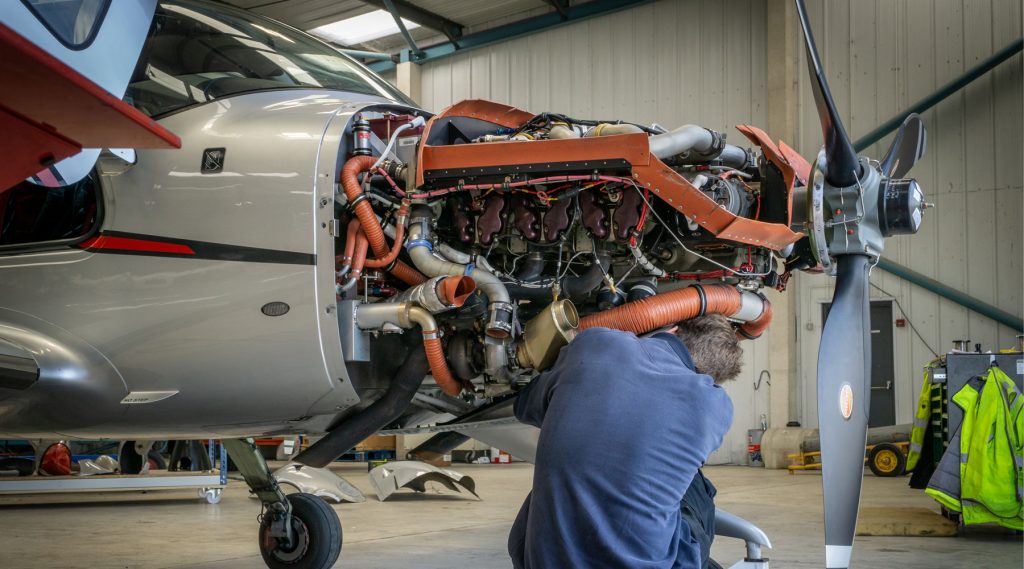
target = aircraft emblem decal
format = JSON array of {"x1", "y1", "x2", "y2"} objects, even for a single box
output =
[{"x1": 201, "y1": 148, "x2": 226, "y2": 173}]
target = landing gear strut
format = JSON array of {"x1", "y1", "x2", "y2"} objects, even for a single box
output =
[{"x1": 224, "y1": 439, "x2": 342, "y2": 569}]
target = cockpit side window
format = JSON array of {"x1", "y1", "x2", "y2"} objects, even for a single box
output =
[
  {"x1": 20, "y1": 0, "x2": 111, "y2": 50},
  {"x1": 125, "y1": 0, "x2": 412, "y2": 118},
  {"x1": 0, "y1": 173, "x2": 100, "y2": 249}
]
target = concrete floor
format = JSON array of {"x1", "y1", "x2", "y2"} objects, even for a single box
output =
[{"x1": 0, "y1": 463, "x2": 1020, "y2": 569}]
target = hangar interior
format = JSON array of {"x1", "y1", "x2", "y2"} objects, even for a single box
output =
[{"x1": 0, "y1": 0, "x2": 1021, "y2": 568}]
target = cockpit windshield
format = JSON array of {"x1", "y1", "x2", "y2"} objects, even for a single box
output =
[{"x1": 125, "y1": 0, "x2": 412, "y2": 117}]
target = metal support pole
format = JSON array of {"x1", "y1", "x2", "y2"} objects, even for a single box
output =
[
  {"x1": 854, "y1": 37, "x2": 1023, "y2": 151},
  {"x1": 876, "y1": 258, "x2": 1023, "y2": 332}
]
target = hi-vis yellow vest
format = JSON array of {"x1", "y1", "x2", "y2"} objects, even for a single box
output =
[
  {"x1": 927, "y1": 365, "x2": 1023, "y2": 529},
  {"x1": 906, "y1": 367, "x2": 935, "y2": 471}
]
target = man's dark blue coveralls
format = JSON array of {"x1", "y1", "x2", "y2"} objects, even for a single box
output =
[{"x1": 508, "y1": 327, "x2": 733, "y2": 569}]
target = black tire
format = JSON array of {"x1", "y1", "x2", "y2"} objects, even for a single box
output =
[
  {"x1": 119, "y1": 441, "x2": 145, "y2": 474},
  {"x1": 259, "y1": 493, "x2": 342, "y2": 569},
  {"x1": 868, "y1": 443, "x2": 906, "y2": 477}
]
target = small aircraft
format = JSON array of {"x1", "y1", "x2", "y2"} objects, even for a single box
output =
[{"x1": 0, "y1": 1, "x2": 927, "y2": 568}]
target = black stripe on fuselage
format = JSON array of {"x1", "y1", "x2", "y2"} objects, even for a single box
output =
[{"x1": 84, "y1": 231, "x2": 316, "y2": 265}]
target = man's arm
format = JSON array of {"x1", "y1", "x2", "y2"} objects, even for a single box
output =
[{"x1": 513, "y1": 368, "x2": 556, "y2": 428}]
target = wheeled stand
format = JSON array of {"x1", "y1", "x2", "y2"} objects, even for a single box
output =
[{"x1": 224, "y1": 439, "x2": 343, "y2": 569}]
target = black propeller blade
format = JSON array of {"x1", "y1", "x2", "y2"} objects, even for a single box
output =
[
  {"x1": 794, "y1": 0, "x2": 861, "y2": 188},
  {"x1": 879, "y1": 114, "x2": 927, "y2": 178},
  {"x1": 816, "y1": 255, "x2": 872, "y2": 569}
]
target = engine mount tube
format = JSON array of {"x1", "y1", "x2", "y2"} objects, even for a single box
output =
[
  {"x1": 579, "y1": 284, "x2": 772, "y2": 340},
  {"x1": 406, "y1": 205, "x2": 513, "y2": 338},
  {"x1": 293, "y1": 348, "x2": 430, "y2": 468}
]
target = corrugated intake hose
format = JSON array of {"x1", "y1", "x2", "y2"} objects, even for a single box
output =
[
  {"x1": 293, "y1": 348, "x2": 429, "y2": 468},
  {"x1": 578, "y1": 284, "x2": 772, "y2": 340},
  {"x1": 364, "y1": 201, "x2": 409, "y2": 268},
  {"x1": 341, "y1": 156, "x2": 425, "y2": 285}
]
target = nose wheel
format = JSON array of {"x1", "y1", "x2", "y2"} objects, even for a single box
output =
[
  {"x1": 259, "y1": 492, "x2": 342, "y2": 569},
  {"x1": 223, "y1": 439, "x2": 343, "y2": 569}
]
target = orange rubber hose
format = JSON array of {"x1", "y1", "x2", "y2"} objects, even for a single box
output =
[
  {"x1": 338, "y1": 218, "x2": 361, "y2": 265},
  {"x1": 365, "y1": 201, "x2": 409, "y2": 269},
  {"x1": 579, "y1": 284, "x2": 740, "y2": 334},
  {"x1": 738, "y1": 298, "x2": 772, "y2": 339},
  {"x1": 423, "y1": 335, "x2": 462, "y2": 396},
  {"x1": 579, "y1": 284, "x2": 770, "y2": 341},
  {"x1": 341, "y1": 156, "x2": 425, "y2": 285},
  {"x1": 349, "y1": 229, "x2": 369, "y2": 281}
]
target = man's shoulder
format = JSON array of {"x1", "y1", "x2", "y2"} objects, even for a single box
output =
[{"x1": 573, "y1": 327, "x2": 639, "y2": 347}]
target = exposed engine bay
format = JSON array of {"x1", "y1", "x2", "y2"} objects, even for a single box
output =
[{"x1": 334, "y1": 99, "x2": 816, "y2": 403}]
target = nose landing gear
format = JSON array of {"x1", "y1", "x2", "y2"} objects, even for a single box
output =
[{"x1": 224, "y1": 439, "x2": 343, "y2": 569}]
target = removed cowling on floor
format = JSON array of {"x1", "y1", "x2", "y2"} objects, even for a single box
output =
[{"x1": 369, "y1": 461, "x2": 478, "y2": 502}]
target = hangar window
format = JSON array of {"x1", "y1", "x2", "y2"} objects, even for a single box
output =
[
  {"x1": 125, "y1": 0, "x2": 413, "y2": 118},
  {"x1": 0, "y1": 173, "x2": 100, "y2": 248},
  {"x1": 20, "y1": 0, "x2": 111, "y2": 50}
]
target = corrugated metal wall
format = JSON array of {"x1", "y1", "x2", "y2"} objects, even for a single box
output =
[
  {"x1": 792, "y1": 0, "x2": 1023, "y2": 428},
  {"x1": 407, "y1": 0, "x2": 1023, "y2": 461}
]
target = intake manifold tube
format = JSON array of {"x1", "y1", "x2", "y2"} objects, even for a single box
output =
[
  {"x1": 648, "y1": 125, "x2": 751, "y2": 169},
  {"x1": 355, "y1": 302, "x2": 464, "y2": 396},
  {"x1": 578, "y1": 284, "x2": 772, "y2": 340},
  {"x1": 406, "y1": 205, "x2": 514, "y2": 338}
]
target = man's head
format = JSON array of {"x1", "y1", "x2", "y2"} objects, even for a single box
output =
[{"x1": 673, "y1": 314, "x2": 743, "y2": 384}]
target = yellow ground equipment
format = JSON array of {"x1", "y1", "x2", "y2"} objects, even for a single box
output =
[{"x1": 789, "y1": 441, "x2": 910, "y2": 477}]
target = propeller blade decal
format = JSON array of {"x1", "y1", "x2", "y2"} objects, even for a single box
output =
[
  {"x1": 794, "y1": 0, "x2": 860, "y2": 188},
  {"x1": 817, "y1": 254, "x2": 872, "y2": 568}
]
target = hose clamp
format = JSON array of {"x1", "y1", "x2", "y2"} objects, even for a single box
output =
[
  {"x1": 347, "y1": 193, "x2": 368, "y2": 212},
  {"x1": 406, "y1": 239, "x2": 432, "y2": 252},
  {"x1": 692, "y1": 284, "x2": 707, "y2": 317}
]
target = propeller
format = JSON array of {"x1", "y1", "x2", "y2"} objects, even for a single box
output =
[
  {"x1": 794, "y1": 0, "x2": 859, "y2": 188},
  {"x1": 879, "y1": 114, "x2": 927, "y2": 178},
  {"x1": 794, "y1": 1, "x2": 928, "y2": 567}
]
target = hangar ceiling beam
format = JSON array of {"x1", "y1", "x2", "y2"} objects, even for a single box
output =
[
  {"x1": 360, "y1": 0, "x2": 464, "y2": 45},
  {"x1": 368, "y1": 0, "x2": 653, "y2": 72},
  {"x1": 545, "y1": 0, "x2": 569, "y2": 20},
  {"x1": 381, "y1": 0, "x2": 424, "y2": 56}
]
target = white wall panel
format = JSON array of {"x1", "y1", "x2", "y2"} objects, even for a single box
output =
[{"x1": 793, "y1": 0, "x2": 1023, "y2": 428}]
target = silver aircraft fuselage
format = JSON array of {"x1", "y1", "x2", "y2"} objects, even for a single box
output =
[{"x1": 0, "y1": 90, "x2": 415, "y2": 439}]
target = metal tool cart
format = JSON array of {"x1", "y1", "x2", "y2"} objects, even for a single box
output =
[{"x1": 0, "y1": 440, "x2": 228, "y2": 504}]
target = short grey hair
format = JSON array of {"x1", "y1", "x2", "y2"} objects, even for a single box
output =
[{"x1": 674, "y1": 314, "x2": 743, "y2": 384}]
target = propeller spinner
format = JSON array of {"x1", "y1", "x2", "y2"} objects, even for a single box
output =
[{"x1": 794, "y1": 1, "x2": 929, "y2": 567}]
